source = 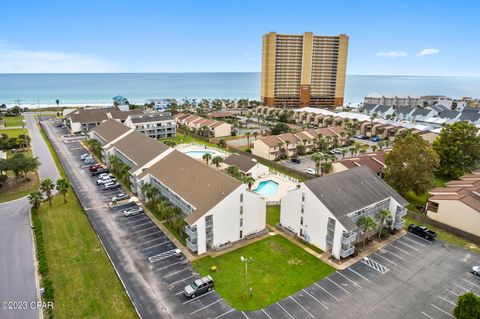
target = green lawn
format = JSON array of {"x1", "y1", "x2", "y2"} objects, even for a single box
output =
[
  {"x1": 2, "y1": 115, "x2": 24, "y2": 127},
  {"x1": 193, "y1": 235, "x2": 335, "y2": 310},
  {"x1": 160, "y1": 131, "x2": 217, "y2": 147},
  {"x1": 37, "y1": 122, "x2": 65, "y2": 177},
  {"x1": 37, "y1": 192, "x2": 136, "y2": 319},
  {"x1": 0, "y1": 128, "x2": 28, "y2": 138},
  {"x1": 266, "y1": 205, "x2": 280, "y2": 226},
  {"x1": 403, "y1": 216, "x2": 480, "y2": 254},
  {"x1": 0, "y1": 172, "x2": 39, "y2": 203}
]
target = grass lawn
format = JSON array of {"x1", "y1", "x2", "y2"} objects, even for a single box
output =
[
  {"x1": 193, "y1": 235, "x2": 335, "y2": 310},
  {"x1": 37, "y1": 192, "x2": 136, "y2": 319},
  {"x1": 403, "y1": 216, "x2": 480, "y2": 254},
  {"x1": 266, "y1": 205, "x2": 280, "y2": 226},
  {"x1": 0, "y1": 128, "x2": 29, "y2": 138},
  {"x1": 2, "y1": 115, "x2": 24, "y2": 127},
  {"x1": 0, "y1": 172, "x2": 39, "y2": 203},
  {"x1": 160, "y1": 131, "x2": 217, "y2": 147}
]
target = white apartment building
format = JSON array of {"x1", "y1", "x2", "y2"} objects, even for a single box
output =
[
  {"x1": 364, "y1": 94, "x2": 421, "y2": 107},
  {"x1": 66, "y1": 106, "x2": 142, "y2": 133},
  {"x1": 280, "y1": 167, "x2": 407, "y2": 259},
  {"x1": 124, "y1": 113, "x2": 176, "y2": 139}
]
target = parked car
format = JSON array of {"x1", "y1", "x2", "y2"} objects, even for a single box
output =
[
  {"x1": 91, "y1": 168, "x2": 109, "y2": 176},
  {"x1": 332, "y1": 148, "x2": 343, "y2": 155},
  {"x1": 89, "y1": 164, "x2": 102, "y2": 172},
  {"x1": 97, "y1": 172, "x2": 112, "y2": 179},
  {"x1": 184, "y1": 276, "x2": 214, "y2": 299},
  {"x1": 96, "y1": 177, "x2": 116, "y2": 185},
  {"x1": 112, "y1": 193, "x2": 129, "y2": 202},
  {"x1": 371, "y1": 136, "x2": 380, "y2": 142},
  {"x1": 472, "y1": 265, "x2": 479, "y2": 277},
  {"x1": 103, "y1": 182, "x2": 120, "y2": 190},
  {"x1": 291, "y1": 157, "x2": 301, "y2": 164},
  {"x1": 80, "y1": 153, "x2": 90, "y2": 160},
  {"x1": 408, "y1": 224, "x2": 437, "y2": 240},
  {"x1": 305, "y1": 168, "x2": 316, "y2": 175},
  {"x1": 123, "y1": 206, "x2": 144, "y2": 217},
  {"x1": 354, "y1": 134, "x2": 368, "y2": 140}
]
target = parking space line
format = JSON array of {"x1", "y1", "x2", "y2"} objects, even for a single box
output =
[
  {"x1": 438, "y1": 296, "x2": 456, "y2": 306},
  {"x1": 402, "y1": 235, "x2": 426, "y2": 247},
  {"x1": 139, "y1": 235, "x2": 166, "y2": 246},
  {"x1": 136, "y1": 231, "x2": 160, "y2": 240},
  {"x1": 408, "y1": 233, "x2": 433, "y2": 244},
  {"x1": 461, "y1": 277, "x2": 480, "y2": 289},
  {"x1": 326, "y1": 277, "x2": 351, "y2": 294},
  {"x1": 241, "y1": 311, "x2": 249, "y2": 319},
  {"x1": 182, "y1": 290, "x2": 214, "y2": 305},
  {"x1": 262, "y1": 309, "x2": 273, "y2": 319},
  {"x1": 276, "y1": 302, "x2": 294, "y2": 319},
  {"x1": 131, "y1": 225, "x2": 157, "y2": 235},
  {"x1": 190, "y1": 299, "x2": 222, "y2": 315},
  {"x1": 361, "y1": 257, "x2": 389, "y2": 274},
  {"x1": 395, "y1": 239, "x2": 419, "y2": 251},
  {"x1": 156, "y1": 260, "x2": 187, "y2": 271},
  {"x1": 119, "y1": 215, "x2": 147, "y2": 223},
  {"x1": 314, "y1": 283, "x2": 340, "y2": 301},
  {"x1": 175, "y1": 290, "x2": 185, "y2": 295},
  {"x1": 169, "y1": 275, "x2": 195, "y2": 287},
  {"x1": 347, "y1": 268, "x2": 372, "y2": 283},
  {"x1": 430, "y1": 304, "x2": 454, "y2": 318},
  {"x1": 142, "y1": 240, "x2": 171, "y2": 251},
  {"x1": 214, "y1": 309, "x2": 235, "y2": 319},
  {"x1": 421, "y1": 312, "x2": 434, "y2": 319},
  {"x1": 372, "y1": 252, "x2": 397, "y2": 266},
  {"x1": 382, "y1": 248, "x2": 407, "y2": 261},
  {"x1": 388, "y1": 243, "x2": 413, "y2": 256},
  {"x1": 289, "y1": 296, "x2": 315, "y2": 318},
  {"x1": 452, "y1": 283, "x2": 474, "y2": 293},
  {"x1": 335, "y1": 271, "x2": 361, "y2": 288},
  {"x1": 446, "y1": 289, "x2": 459, "y2": 297},
  {"x1": 127, "y1": 221, "x2": 153, "y2": 229},
  {"x1": 164, "y1": 267, "x2": 191, "y2": 278},
  {"x1": 303, "y1": 289, "x2": 328, "y2": 309}
]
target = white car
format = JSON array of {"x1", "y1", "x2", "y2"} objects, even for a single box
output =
[
  {"x1": 80, "y1": 153, "x2": 90, "y2": 160},
  {"x1": 97, "y1": 177, "x2": 116, "y2": 185},
  {"x1": 112, "y1": 193, "x2": 129, "y2": 202},
  {"x1": 305, "y1": 168, "x2": 316, "y2": 175},
  {"x1": 473, "y1": 265, "x2": 480, "y2": 276},
  {"x1": 123, "y1": 207, "x2": 144, "y2": 217},
  {"x1": 332, "y1": 148, "x2": 343, "y2": 155}
]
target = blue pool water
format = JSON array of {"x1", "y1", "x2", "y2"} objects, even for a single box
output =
[
  {"x1": 184, "y1": 150, "x2": 217, "y2": 158},
  {"x1": 253, "y1": 180, "x2": 279, "y2": 197}
]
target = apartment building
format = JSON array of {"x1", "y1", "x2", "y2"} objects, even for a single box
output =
[
  {"x1": 251, "y1": 126, "x2": 346, "y2": 160},
  {"x1": 137, "y1": 150, "x2": 266, "y2": 255},
  {"x1": 261, "y1": 32, "x2": 349, "y2": 108},
  {"x1": 280, "y1": 167, "x2": 408, "y2": 259},
  {"x1": 223, "y1": 153, "x2": 269, "y2": 179},
  {"x1": 65, "y1": 106, "x2": 142, "y2": 133},
  {"x1": 124, "y1": 113, "x2": 176, "y2": 139},
  {"x1": 364, "y1": 94, "x2": 421, "y2": 107},
  {"x1": 426, "y1": 171, "x2": 480, "y2": 238},
  {"x1": 175, "y1": 113, "x2": 232, "y2": 137},
  {"x1": 332, "y1": 151, "x2": 388, "y2": 176}
]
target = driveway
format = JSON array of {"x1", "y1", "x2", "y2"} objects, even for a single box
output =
[{"x1": 41, "y1": 116, "x2": 480, "y2": 319}]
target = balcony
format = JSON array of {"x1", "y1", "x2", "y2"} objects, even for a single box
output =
[
  {"x1": 327, "y1": 223, "x2": 335, "y2": 232},
  {"x1": 393, "y1": 219, "x2": 405, "y2": 230},
  {"x1": 341, "y1": 232, "x2": 357, "y2": 245},
  {"x1": 340, "y1": 246, "x2": 355, "y2": 258},
  {"x1": 185, "y1": 226, "x2": 197, "y2": 239},
  {"x1": 206, "y1": 220, "x2": 213, "y2": 229},
  {"x1": 186, "y1": 238, "x2": 198, "y2": 252},
  {"x1": 206, "y1": 232, "x2": 213, "y2": 241},
  {"x1": 396, "y1": 207, "x2": 407, "y2": 218},
  {"x1": 326, "y1": 236, "x2": 333, "y2": 246}
]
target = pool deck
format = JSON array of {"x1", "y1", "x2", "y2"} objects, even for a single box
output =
[{"x1": 252, "y1": 174, "x2": 297, "y2": 203}]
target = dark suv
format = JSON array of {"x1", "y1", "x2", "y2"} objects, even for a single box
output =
[
  {"x1": 184, "y1": 276, "x2": 214, "y2": 298},
  {"x1": 408, "y1": 224, "x2": 437, "y2": 240}
]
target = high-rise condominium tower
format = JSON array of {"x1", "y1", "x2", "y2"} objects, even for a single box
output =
[{"x1": 261, "y1": 32, "x2": 349, "y2": 108}]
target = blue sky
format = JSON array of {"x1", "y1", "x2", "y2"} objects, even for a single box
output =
[{"x1": 0, "y1": 0, "x2": 479, "y2": 75}]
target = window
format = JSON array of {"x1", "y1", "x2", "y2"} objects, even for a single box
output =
[
  {"x1": 302, "y1": 192, "x2": 305, "y2": 202},
  {"x1": 240, "y1": 194, "x2": 243, "y2": 202},
  {"x1": 240, "y1": 218, "x2": 243, "y2": 227},
  {"x1": 300, "y1": 216, "x2": 304, "y2": 225},
  {"x1": 301, "y1": 205, "x2": 304, "y2": 214},
  {"x1": 240, "y1": 230, "x2": 243, "y2": 238},
  {"x1": 240, "y1": 206, "x2": 243, "y2": 215}
]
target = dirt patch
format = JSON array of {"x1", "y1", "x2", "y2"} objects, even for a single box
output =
[
  {"x1": 287, "y1": 257, "x2": 303, "y2": 265},
  {"x1": 269, "y1": 240, "x2": 287, "y2": 254},
  {"x1": 0, "y1": 172, "x2": 39, "y2": 194}
]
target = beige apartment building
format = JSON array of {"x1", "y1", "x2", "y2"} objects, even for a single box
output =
[{"x1": 261, "y1": 32, "x2": 349, "y2": 108}]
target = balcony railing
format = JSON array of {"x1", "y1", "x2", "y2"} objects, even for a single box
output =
[
  {"x1": 396, "y1": 208, "x2": 407, "y2": 218},
  {"x1": 327, "y1": 223, "x2": 335, "y2": 232},
  {"x1": 393, "y1": 219, "x2": 405, "y2": 230},
  {"x1": 206, "y1": 232, "x2": 213, "y2": 241},
  {"x1": 185, "y1": 226, "x2": 197, "y2": 239},
  {"x1": 186, "y1": 238, "x2": 198, "y2": 252},
  {"x1": 340, "y1": 246, "x2": 355, "y2": 258},
  {"x1": 341, "y1": 232, "x2": 357, "y2": 244},
  {"x1": 206, "y1": 220, "x2": 213, "y2": 229}
]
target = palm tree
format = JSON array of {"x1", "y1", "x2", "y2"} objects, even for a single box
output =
[
  {"x1": 244, "y1": 176, "x2": 255, "y2": 190},
  {"x1": 108, "y1": 155, "x2": 120, "y2": 173},
  {"x1": 371, "y1": 145, "x2": 378, "y2": 152},
  {"x1": 212, "y1": 156, "x2": 223, "y2": 169},
  {"x1": 377, "y1": 209, "x2": 391, "y2": 239},
  {"x1": 354, "y1": 144, "x2": 360, "y2": 156},
  {"x1": 341, "y1": 149, "x2": 347, "y2": 159},
  {"x1": 55, "y1": 178, "x2": 70, "y2": 204},
  {"x1": 40, "y1": 178, "x2": 55, "y2": 207},
  {"x1": 349, "y1": 147, "x2": 355, "y2": 157},
  {"x1": 253, "y1": 132, "x2": 258, "y2": 140},
  {"x1": 357, "y1": 215, "x2": 377, "y2": 247},
  {"x1": 320, "y1": 161, "x2": 333, "y2": 176},
  {"x1": 202, "y1": 152, "x2": 212, "y2": 165},
  {"x1": 55, "y1": 99, "x2": 60, "y2": 107},
  {"x1": 245, "y1": 132, "x2": 251, "y2": 147},
  {"x1": 311, "y1": 153, "x2": 323, "y2": 175},
  {"x1": 276, "y1": 142, "x2": 285, "y2": 160},
  {"x1": 359, "y1": 149, "x2": 367, "y2": 154},
  {"x1": 28, "y1": 191, "x2": 43, "y2": 209}
]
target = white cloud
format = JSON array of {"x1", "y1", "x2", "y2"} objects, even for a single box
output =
[
  {"x1": 417, "y1": 48, "x2": 440, "y2": 56},
  {"x1": 375, "y1": 51, "x2": 408, "y2": 58},
  {"x1": 0, "y1": 42, "x2": 119, "y2": 73}
]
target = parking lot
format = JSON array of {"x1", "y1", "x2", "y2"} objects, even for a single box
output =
[{"x1": 41, "y1": 116, "x2": 479, "y2": 319}]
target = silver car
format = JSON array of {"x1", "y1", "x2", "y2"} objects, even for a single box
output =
[
  {"x1": 123, "y1": 207, "x2": 144, "y2": 217},
  {"x1": 473, "y1": 265, "x2": 480, "y2": 276}
]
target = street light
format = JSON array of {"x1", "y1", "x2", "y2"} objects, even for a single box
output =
[{"x1": 240, "y1": 256, "x2": 252, "y2": 298}]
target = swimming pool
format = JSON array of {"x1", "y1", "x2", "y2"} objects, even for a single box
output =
[
  {"x1": 253, "y1": 180, "x2": 279, "y2": 197},
  {"x1": 184, "y1": 150, "x2": 217, "y2": 158}
]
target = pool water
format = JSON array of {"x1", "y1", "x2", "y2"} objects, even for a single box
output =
[
  {"x1": 184, "y1": 150, "x2": 217, "y2": 158},
  {"x1": 253, "y1": 180, "x2": 279, "y2": 197}
]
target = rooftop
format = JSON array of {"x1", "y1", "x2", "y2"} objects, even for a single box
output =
[
  {"x1": 223, "y1": 153, "x2": 258, "y2": 173},
  {"x1": 90, "y1": 119, "x2": 133, "y2": 144}
]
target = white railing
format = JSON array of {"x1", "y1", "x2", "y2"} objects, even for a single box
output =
[
  {"x1": 272, "y1": 171, "x2": 299, "y2": 184},
  {"x1": 186, "y1": 238, "x2": 198, "y2": 252},
  {"x1": 185, "y1": 226, "x2": 197, "y2": 239},
  {"x1": 340, "y1": 246, "x2": 355, "y2": 258},
  {"x1": 341, "y1": 232, "x2": 357, "y2": 244},
  {"x1": 174, "y1": 142, "x2": 231, "y2": 157}
]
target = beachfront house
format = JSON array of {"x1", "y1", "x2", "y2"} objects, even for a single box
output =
[{"x1": 124, "y1": 113, "x2": 176, "y2": 139}]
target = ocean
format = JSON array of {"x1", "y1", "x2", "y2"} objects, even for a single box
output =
[{"x1": 0, "y1": 73, "x2": 479, "y2": 107}]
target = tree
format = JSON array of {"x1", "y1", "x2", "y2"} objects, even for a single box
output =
[
  {"x1": 202, "y1": 152, "x2": 212, "y2": 165},
  {"x1": 245, "y1": 132, "x2": 251, "y2": 147},
  {"x1": 40, "y1": 178, "x2": 55, "y2": 207},
  {"x1": 357, "y1": 215, "x2": 377, "y2": 247},
  {"x1": 320, "y1": 161, "x2": 333, "y2": 176},
  {"x1": 371, "y1": 145, "x2": 378, "y2": 152},
  {"x1": 271, "y1": 123, "x2": 290, "y2": 135},
  {"x1": 384, "y1": 133, "x2": 439, "y2": 196},
  {"x1": 253, "y1": 132, "x2": 258, "y2": 140},
  {"x1": 311, "y1": 153, "x2": 324, "y2": 175},
  {"x1": 433, "y1": 122, "x2": 480, "y2": 179},
  {"x1": 55, "y1": 178, "x2": 70, "y2": 204},
  {"x1": 28, "y1": 191, "x2": 43, "y2": 209},
  {"x1": 212, "y1": 156, "x2": 223, "y2": 169},
  {"x1": 453, "y1": 292, "x2": 480, "y2": 319},
  {"x1": 244, "y1": 176, "x2": 255, "y2": 190},
  {"x1": 341, "y1": 149, "x2": 347, "y2": 159},
  {"x1": 217, "y1": 139, "x2": 227, "y2": 148},
  {"x1": 55, "y1": 99, "x2": 60, "y2": 107},
  {"x1": 377, "y1": 209, "x2": 391, "y2": 239},
  {"x1": 8, "y1": 153, "x2": 40, "y2": 180}
]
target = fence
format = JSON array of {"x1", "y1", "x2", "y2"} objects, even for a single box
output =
[
  {"x1": 175, "y1": 142, "x2": 231, "y2": 157},
  {"x1": 406, "y1": 211, "x2": 480, "y2": 245}
]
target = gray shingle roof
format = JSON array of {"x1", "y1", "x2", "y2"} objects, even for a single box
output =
[
  {"x1": 394, "y1": 107, "x2": 414, "y2": 116},
  {"x1": 304, "y1": 166, "x2": 408, "y2": 230},
  {"x1": 458, "y1": 110, "x2": 480, "y2": 122},
  {"x1": 90, "y1": 119, "x2": 132, "y2": 144},
  {"x1": 223, "y1": 153, "x2": 258, "y2": 173},
  {"x1": 438, "y1": 110, "x2": 460, "y2": 119},
  {"x1": 362, "y1": 104, "x2": 378, "y2": 112},
  {"x1": 411, "y1": 108, "x2": 432, "y2": 117},
  {"x1": 429, "y1": 104, "x2": 449, "y2": 113},
  {"x1": 374, "y1": 105, "x2": 392, "y2": 113}
]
